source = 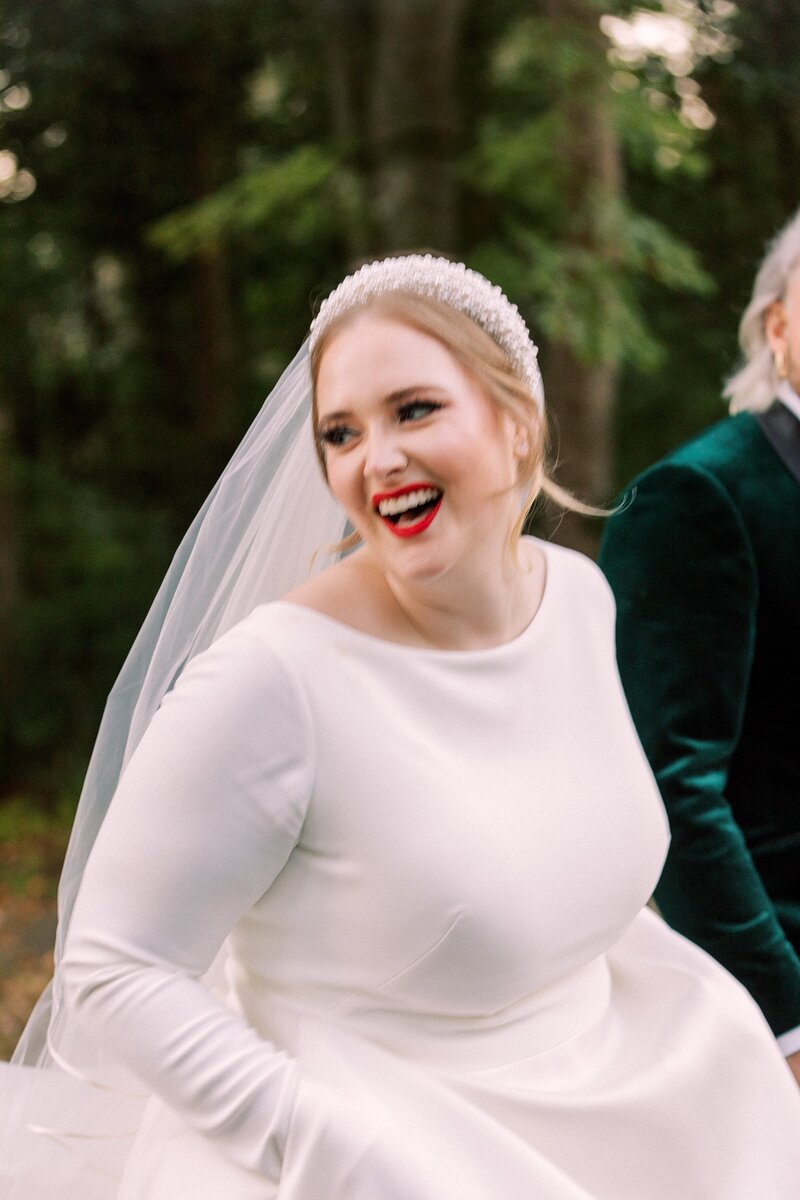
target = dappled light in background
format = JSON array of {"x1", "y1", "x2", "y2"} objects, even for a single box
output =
[
  {"x1": 0, "y1": 0, "x2": 798, "y2": 807},
  {"x1": 1, "y1": 63, "x2": 35, "y2": 200},
  {"x1": 601, "y1": 0, "x2": 738, "y2": 136},
  {"x1": 1, "y1": 82, "x2": 30, "y2": 111},
  {"x1": 0, "y1": 147, "x2": 35, "y2": 201},
  {"x1": 40, "y1": 123, "x2": 67, "y2": 148}
]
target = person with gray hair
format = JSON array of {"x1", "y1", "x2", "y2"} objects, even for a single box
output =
[
  {"x1": 3, "y1": 254, "x2": 799, "y2": 1199},
  {"x1": 600, "y1": 209, "x2": 800, "y2": 1086},
  {"x1": 725, "y1": 207, "x2": 800, "y2": 413}
]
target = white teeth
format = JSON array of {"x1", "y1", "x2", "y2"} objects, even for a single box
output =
[{"x1": 377, "y1": 487, "x2": 440, "y2": 517}]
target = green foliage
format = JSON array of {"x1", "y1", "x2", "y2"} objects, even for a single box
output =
[
  {"x1": 613, "y1": 84, "x2": 709, "y2": 180},
  {"x1": 148, "y1": 146, "x2": 336, "y2": 259},
  {"x1": 2, "y1": 0, "x2": 799, "y2": 804},
  {"x1": 462, "y1": 113, "x2": 573, "y2": 216},
  {"x1": 470, "y1": 207, "x2": 710, "y2": 372},
  {"x1": 464, "y1": 11, "x2": 714, "y2": 371},
  {"x1": 488, "y1": 14, "x2": 598, "y2": 95},
  {"x1": 616, "y1": 207, "x2": 713, "y2": 293},
  {"x1": 0, "y1": 795, "x2": 76, "y2": 841},
  {"x1": 610, "y1": 0, "x2": 800, "y2": 485},
  {"x1": 10, "y1": 459, "x2": 172, "y2": 780}
]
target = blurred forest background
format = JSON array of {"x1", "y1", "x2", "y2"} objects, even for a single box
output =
[{"x1": 1, "y1": 0, "x2": 799, "y2": 814}]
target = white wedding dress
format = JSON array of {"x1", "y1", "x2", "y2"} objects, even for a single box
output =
[{"x1": 3, "y1": 539, "x2": 799, "y2": 1199}]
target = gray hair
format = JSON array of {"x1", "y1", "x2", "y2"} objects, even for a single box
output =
[{"x1": 724, "y1": 209, "x2": 800, "y2": 413}]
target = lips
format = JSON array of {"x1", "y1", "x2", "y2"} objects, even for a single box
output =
[{"x1": 372, "y1": 482, "x2": 444, "y2": 539}]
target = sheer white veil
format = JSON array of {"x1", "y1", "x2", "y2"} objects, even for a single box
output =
[
  {"x1": 12, "y1": 339, "x2": 348, "y2": 1074},
  {"x1": 11, "y1": 251, "x2": 545, "y2": 1076},
  {"x1": 3, "y1": 256, "x2": 544, "y2": 1192}
]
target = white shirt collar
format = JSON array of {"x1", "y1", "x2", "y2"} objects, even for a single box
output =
[{"x1": 776, "y1": 379, "x2": 800, "y2": 423}]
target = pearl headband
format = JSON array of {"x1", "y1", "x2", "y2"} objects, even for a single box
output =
[{"x1": 309, "y1": 254, "x2": 544, "y2": 412}]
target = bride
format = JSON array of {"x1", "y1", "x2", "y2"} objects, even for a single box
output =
[{"x1": 2, "y1": 256, "x2": 799, "y2": 1199}]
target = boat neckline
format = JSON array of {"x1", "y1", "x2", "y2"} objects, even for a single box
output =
[{"x1": 268, "y1": 537, "x2": 556, "y2": 659}]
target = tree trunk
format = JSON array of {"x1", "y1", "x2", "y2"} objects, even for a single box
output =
[
  {"x1": 369, "y1": 0, "x2": 467, "y2": 254},
  {"x1": 184, "y1": 46, "x2": 236, "y2": 472},
  {"x1": 539, "y1": 0, "x2": 623, "y2": 558},
  {"x1": 322, "y1": 0, "x2": 468, "y2": 258},
  {"x1": 131, "y1": 39, "x2": 237, "y2": 512},
  {"x1": 0, "y1": 404, "x2": 20, "y2": 789},
  {"x1": 321, "y1": 0, "x2": 374, "y2": 261}
]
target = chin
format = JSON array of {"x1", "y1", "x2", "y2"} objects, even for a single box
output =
[{"x1": 380, "y1": 536, "x2": 461, "y2": 587}]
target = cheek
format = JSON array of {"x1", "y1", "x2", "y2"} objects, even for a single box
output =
[
  {"x1": 437, "y1": 408, "x2": 496, "y2": 461},
  {"x1": 465, "y1": 417, "x2": 520, "y2": 488},
  {"x1": 324, "y1": 456, "x2": 363, "y2": 515}
]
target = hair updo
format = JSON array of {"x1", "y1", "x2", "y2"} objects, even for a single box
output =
[{"x1": 309, "y1": 290, "x2": 597, "y2": 550}]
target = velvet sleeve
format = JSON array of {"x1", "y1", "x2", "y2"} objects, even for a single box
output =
[{"x1": 599, "y1": 462, "x2": 800, "y2": 1038}]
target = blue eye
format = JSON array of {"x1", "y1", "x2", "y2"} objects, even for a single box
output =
[
  {"x1": 318, "y1": 424, "x2": 357, "y2": 448},
  {"x1": 397, "y1": 400, "x2": 443, "y2": 423}
]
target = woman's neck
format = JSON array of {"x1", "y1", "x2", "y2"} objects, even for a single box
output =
[{"x1": 371, "y1": 539, "x2": 546, "y2": 651}]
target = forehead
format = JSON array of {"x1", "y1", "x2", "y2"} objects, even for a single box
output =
[{"x1": 315, "y1": 314, "x2": 470, "y2": 413}]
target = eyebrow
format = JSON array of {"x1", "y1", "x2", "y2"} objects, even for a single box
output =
[{"x1": 317, "y1": 385, "x2": 448, "y2": 425}]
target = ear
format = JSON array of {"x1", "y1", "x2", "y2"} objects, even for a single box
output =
[
  {"x1": 509, "y1": 418, "x2": 530, "y2": 462},
  {"x1": 764, "y1": 299, "x2": 788, "y2": 354}
]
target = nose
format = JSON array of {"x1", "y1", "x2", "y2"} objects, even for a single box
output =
[{"x1": 363, "y1": 425, "x2": 408, "y2": 481}]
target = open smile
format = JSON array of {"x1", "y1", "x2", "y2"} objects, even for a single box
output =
[{"x1": 372, "y1": 482, "x2": 444, "y2": 539}]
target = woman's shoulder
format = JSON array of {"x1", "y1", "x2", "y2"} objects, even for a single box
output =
[
  {"x1": 154, "y1": 605, "x2": 321, "y2": 757},
  {"x1": 280, "y1": 551, "x2": 375, "y2": 626},
  {"x1": 529, "y1": 538, "x2": 617, "y2": 643},
  {"x1": 535, "y1": 536, "x2": 612, "y2": 599},
  {"x1": 279, "y1": 550, "x2": 412, "y2": 644},
  {"x1": 227, "y1": 598, "x2": 336, "y2": 665},
  {"x1": 213, "y1": 557, "x2": 377, "y2": 669}
]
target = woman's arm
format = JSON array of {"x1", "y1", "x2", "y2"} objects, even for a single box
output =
[{"x1": 61, "y1": 616, "x2": 314, "y2": 1179}]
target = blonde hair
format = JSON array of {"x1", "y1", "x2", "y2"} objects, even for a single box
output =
[
  {"x1": 724, "y1": 209, "x2": 800, "y2": 413},
  {"x1": 309, "y1": 292, "x2": 599, "y2": 554}
]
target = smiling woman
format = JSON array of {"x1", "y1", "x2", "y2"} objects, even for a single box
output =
[
  {"x1": 302, "y1": 311, "x2": 540, "y2": 649},
  {"x1": 2, "y1": 255, "x2": 800, "y2": 1200},
  {"x1": 309, "y1": 287, "x2": 557, "y2": 533}
]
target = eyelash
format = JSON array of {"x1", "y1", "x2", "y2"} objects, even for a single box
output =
[
  {"x1": 318, "y1": 425, "x2": 355, "y2": 448},
  {"x1": 398, "y1": 399, "x2": 443, "y2": 422},
  {"x1": 318, "y1": 399, "x2": 443, "y2": 448}
]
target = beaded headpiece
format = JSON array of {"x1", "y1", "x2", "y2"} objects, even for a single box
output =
[{"x1": 309, "y1": 254, "x2": 544, "y2": 411}]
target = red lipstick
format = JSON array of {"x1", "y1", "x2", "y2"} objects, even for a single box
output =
[
  {"x1": 371, "y1": 482, "x2": 436, "y2": 506},
  {"x1": 389, "y1": 498, "x2": 442, "y2": 538},
  {"x1": 372, "y1": 482, "x2": 443, "y2": 539}
]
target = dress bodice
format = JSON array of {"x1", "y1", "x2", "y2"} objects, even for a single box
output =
[
  {"x1": 226, "y1": 540, "x2": 669, "y2": 1065},
  {"x1": 41, "y1": 538, "x2": 800, "y2": 1200}
]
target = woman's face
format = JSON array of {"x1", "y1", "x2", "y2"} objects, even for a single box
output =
[
  {"x1": 766, "y1": 264, "x2": 800, "y2": 393},
  {"x1": 315, "y1": 314, "x2": 525, "y2": 586}
]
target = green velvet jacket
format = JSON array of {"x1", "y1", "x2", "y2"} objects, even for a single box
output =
[{"x1": 599, "y1": 411, "x2": 800, "y2": 1038}]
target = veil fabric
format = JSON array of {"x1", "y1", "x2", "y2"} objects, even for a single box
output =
[
  {"x1": 12, "y1": 340, "x2": 348, "y2": 1076},
  {"x1": 2, "y1": 255, "x2": 539, "y2": 1197}
]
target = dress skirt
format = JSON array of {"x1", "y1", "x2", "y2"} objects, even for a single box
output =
[{"x1": 112, "y1": 909, "x2": 800, "y2": 1200}]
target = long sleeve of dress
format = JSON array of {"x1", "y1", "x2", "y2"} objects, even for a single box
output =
[
  {"x1": 60, "y1": 616, "x2": 316, "y2": 1181},
  {"x1": 599, "y1": 462, "x2": 800, "y2": 1038}
]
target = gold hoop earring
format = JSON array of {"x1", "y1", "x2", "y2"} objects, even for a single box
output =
[{"x1": 774, "y1": 346, "x2": 788, "y2": 379}]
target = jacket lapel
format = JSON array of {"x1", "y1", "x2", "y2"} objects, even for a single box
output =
[{"x1": 755, "y1": 401, "x2": 800, "y2": 487}]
